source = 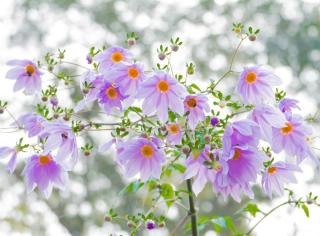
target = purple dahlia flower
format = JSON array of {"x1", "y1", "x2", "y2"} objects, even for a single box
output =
[
  {"x1": 5, "y1": 59, "x2": 42, "y2": 95},
  {"x1": 184, "y1": 94, "x2": 210, "y2": 130},
  {"x1": 117, "y1": 137, "x2": 166, "y2": 181},
  {"x1": 272, "y1": 114, "x2": 319, "y2": 164},
  {"x1": 184, "y1": 147, "x2": 227, "y2": 195},
  {"x1": 250, "y1": 105, "x2": 286, "y2": 143},
  {"x1": 106, "y1": 62, "x2": 145, "y2": 96},
  {"x1": 137, "y1": 72, "x2": 186, "y2": 122},
  {"x1": 95, "y1": 46, "x2": 132, "y2": 74},
  {"x1": 166, "y1": 123, "x2": 182, "y2": 145},
  {"x1": 236, "y1": 65, "x2": 280, "y2": 105},
  {"x1": 262, "y1": 161, "x2": 301, "y2": 198},
  {"x1": 97, "y1": 81, "x2": 127, "y2": 114},
  {"x1": 22, "y1": 154, "x2": 68, "y2": 198},
  {"x1": 41, "y1": 122, "x2": 79, "y2": 170},
  {"x1": 0, "y1": 146, "x2": 18, "y2": 173}
]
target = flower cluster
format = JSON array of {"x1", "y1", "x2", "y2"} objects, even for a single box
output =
[{"x1": 1, "y1": 28, "x2": 319, "y2": 235}]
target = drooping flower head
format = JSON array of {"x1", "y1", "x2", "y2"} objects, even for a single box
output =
[
  {"x1": 22, "y1": 154, "x2": 68, "y2": 198},
  {"x1": 210, "y1": 117, "x2": 219, "y2": 127},
  {"x1": 184, "y1": 94, "x2": 210, "y2": 130},
  {"x1": 117, "y1": 137, "x2": 166, "y2": 181},
  {"x1": 146, "y1": 220, "x2": 157, "y2": 230},
  {"x1": 107, "y1": 62, "x2": 144, "y2": 96},
  {"x1": 222, "y1": 119, "x2": 261, "y2": 156},
  {"x1": 279, "y1": 98, "x2": 300, "y2": 118},
  {"x1": 137, "y1": 72, "x2": 186, "y2": 122},
  {"x1": 236, "y1": 65, "x2": 280, "y2": 105},
  {"x1": 0, "y1": 147, "x2": 18, "y2": 173},
  {"x1": 214, "y1": 146, "x2": 266, "y2": 202},
  {"x1": 5, "y1": 59, "x2": 42, "y2": 95},
  {"x1": 17, "y1": 113, "x2": 47, "y2": 138},
  {"x1": 97, "y1": 81, "x2": 127, "y2": 114},
  {"x1": 184, "y1": 146, "x2": 227, "y2": 195},
  {"x1": 272, "y1": 114, "x2": 319, "y2": 164},
  {"x1": 41, "y1": 122, "x2": 79, "y2": 170},
  {"x1": 262, "y1": 162, "x2": 301, "y2": 198},
  {"x1": 166, "y1": 123, "x2": 182, "y2": 145},
  {"x1": 250, "y1": 105, "x2": 286, "y2": 143},
  {"x1": 95, "y1": 46, "x2": 132, "y2": 74}
]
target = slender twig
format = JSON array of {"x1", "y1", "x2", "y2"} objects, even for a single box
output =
[
  {"x1": 60, "y1": 60, "x2": 90, "y2": 70},
  {"x1": 186, "y1": 179, "x2": 198, "y2": 236},
  {"x1": 170, "y1": 213, "x2": 189, "y2": 236},
  {"x1": 212, "y1": 35, "x2": 247, "y2": 90},
  {"x1": 5, "y1": 108, "x2": 22, "y2": 129}
]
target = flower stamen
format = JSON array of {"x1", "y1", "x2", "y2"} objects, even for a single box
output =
[
  {"x1": 39, "y1": 155, "x2": 52, "y2": 165},
  {"x1": 281, "y1": 122, "x2": 294, "y2": 135},
  {"x1": 25, "y1": 64, "x2": 36, "y2": 76},
  {"x1": 245, "y1": 71, "x2": 257, "y2": 84},
  {"x1": 105, "y1": 87, "x2": 118, "y2": 100},
  {"x1": 128, "y1": 67, "x2": 139, "y2": 79},
  {"x1": 157, "y1": 80, "x2": 169, "y2": 93},
  {"x1": 140, "y1": 144, "x2": 154, "y2": 158},
  {"x1": 111, "y1": 52, "x2": 124, "y2": 63}
]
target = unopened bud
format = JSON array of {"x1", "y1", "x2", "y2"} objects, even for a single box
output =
[
  {"x1": 127, "y1": 221, "x2": 134, "y2": 228},
  {"x1": 171, "y1": 44, "x2": 179, "y2": 52},
  {"x1": 219, "y1": 101, "x2": 225, "y2": 109},
  {"x1": 104, "y1": 216, "x2": 112, "y2": 222},
  {"x1": 249, "y1": 35, "x2": 257, "y2": 41},
  {"x1": 204, "y1": 135, "x2": 211, "y2": 142},
  {"x1": 84, "y1": 150, "x2": 91, "y2": 156},
  {"x1": 0, "y1": 108, "x2": 3, "y2": 114},
  {"x1": 41, "y1": 96, "x2": 48, "y2": 102},
  {"x1": 158, "y1": 222, "x2": 165, "y2": 228},
  {"x1": 53, "y1": 114, "x2": 59, "y2": 119},
  {"x1": 158, "y1": 53, "x2": 166, "y2": 61},
  {"x1": 127, "y1": 38, "x2": 136, "y2": 46},
  {"x1": 182, "y1": 145, "x2": 190, "y2": 155}
]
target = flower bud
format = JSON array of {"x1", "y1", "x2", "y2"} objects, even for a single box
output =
[
  {"x1": 41, "y1": 96, "x2": 48, "y2": 102},
  {"x1": 249, "y1": 35, "x2": 257, "y2": 41},
  {"x1": 204, "y1": 135, "x2": 211, "y2": 142},
  {"x1": 53, "y1": 114, "x2": 59, "y2": 119},
  {"x1": 160, "y1": 126, "x2": 167, "y2": 132},
  {"x1": 182, "y1": 145, "x2": 190, "y2": 155},
  {"x1": 86, "y1": 54, "x2": 93, "y2": 64},
  {"x1": 63, "y1": 116, "x2": 70, "y2": 121},
  {"x1": 104, "y1": 215, "x2": 112, "y2": 222},
  {"x1": 127, "y1": 38, "x2": 136, "y2": 46},
  {"x1": 0, "y1": 108, "x2": 3, "y2": 114},
  {"x1": 84, "y1": 150, "x2": 91, "y2": 156},
  {"x1": 146, "y1": 220, "x2": 156, "y2": 230},
  {"x1": 210, "y1": 117, "x2": 219, "y2": 126},
  {"x1": 127, "y1": 221, "x2": 134, "y2": 228},
  {"x1": 158, "y1": 222, "x2": 165, "y2": 228},
  {"x1": 82, "y1": 88, "x2": 89, "y2": 94},
  {"x1": 171, "y1": 44, "x2": 179, "y2": 52},
  {"x1": 187, "y1": 67, "x2": 194, "y2": 75},
  {"x1": 158, "y1": 53, "x2": 166, "y2": 61},
  {"x1": 50, "y1": 97, "x2": 58, "y2": 107},
  {"x1": 219, "y1": 101, "x2": 225, "y2": 109},
  {"x1": 234, "y1": 27, "x2": 241, "y2": 33}
]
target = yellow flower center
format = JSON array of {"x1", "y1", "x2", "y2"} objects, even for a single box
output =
[
  {"x1": 213, "y1": 162, "x2": 222, "y2": 172},
  {"x1": 39, "y1": 155, "x2": 52, "y2": 165},
  {"x1": 140, "y1": 144, "x2": 154, "y2": 158},
  {"x1": 232, "y1": 148, "x2": 241, "y2": 160},
  {"x1": 167, "y1": 124, "x2": 179, "y2": 135},
  {"x1": 111, "y1": 51, "x2": 124, "y2": 63},
  {"x1": 185, "y1": 97, "x2": 197, "y2": 109},
  {"x1": 281, "y1": 122, "x2": 294, "y2": 135},
  {"x1": 25, "y1": 64, "x2": 36, "y2": 76},
  {"x1": 128, "y1": 67, "x2": 139, "y2": 79},
  {"x1": 268, "y1": 166, "x2": 278, "y2": 174},
  {"x1": 157, "y1": 80, "x2": 169, "y2": 93},
  {"x1": 245, "y1": 71, "x2": 257, "y2": 84},
  {"x1": 105, "y1": 87, "x2": 118, "y2": 100}
]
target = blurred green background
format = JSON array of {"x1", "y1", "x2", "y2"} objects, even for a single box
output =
[{"x1": 0, "y1": 0, "x2": 319, "y2": 235}]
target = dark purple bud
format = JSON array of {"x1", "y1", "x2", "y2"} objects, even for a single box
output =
[
  {"x1": 53, "y1": 114, "x2": 59, "y2": 119},
  {"x1": 210, "y1": 117, "x2": 219, "y2": 126},
  {"x1": 50, "y1": 97, "x2": 58, "y2": 107},
  {"x1": 158, "y1": 53, "x2": 166, "y2": 60},
  {"x1": 86, "y1": 54, "x2": 93, "y2": 64},
  {"x1": 0, "y1": 108, "x2": 3, "y2": 114},
  {"x1": 104, "y1": 215, "x2": 112, "y2": 222},
  {"x1": 146, "y1": 220, "x2": 156, "y2": 230},
  {"x1": 204, "y1": 135, "x2": 211, "y2": 142},
  {"x1": 127, "y1": 221, "x2": 134, "y2": 228},
  {"x1": 171, "y1": 44, "x2": 179, "y2": 52}
]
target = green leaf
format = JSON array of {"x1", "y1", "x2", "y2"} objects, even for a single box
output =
[
  {"x1": 160, "y1": 183, "x2": 175, "y2": 207},
  {"x1": 243, "y1": 203, "x2": 261, "y2": 217},
  {"x1": 171, "y1": 163, "x2": 186, "y2": 173},
  {"x1": 120, "y1": 181, "x2": 144, "y2": 195},
  {"x1": 190, "y1": 83, "x2": 201, "y2": 91},
  {"x1": 302, "y1": 204, "x2": 310, "y2": 218}
]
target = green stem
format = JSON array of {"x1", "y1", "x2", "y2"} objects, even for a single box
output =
[{"x1": 186, "y1": 179, "x2": 198, "y2": 236}]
